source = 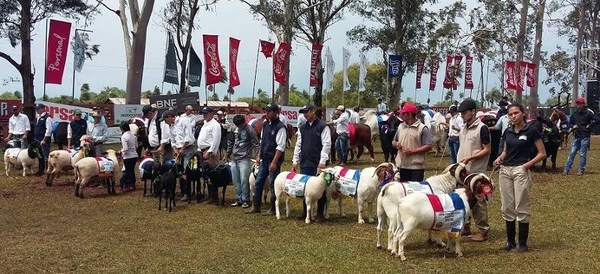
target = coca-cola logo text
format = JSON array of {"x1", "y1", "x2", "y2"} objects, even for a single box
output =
[{"x1": 206, "y1": 42, "x2": 221, "y2": 77}]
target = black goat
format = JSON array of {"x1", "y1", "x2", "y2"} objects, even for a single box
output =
[
  {"x1": 153, "y1": 161, "x2": 179, "y2": 212},
  {"x1": 140, "y1": 157, "x2": 159, "y2": 197},
  {"x1": 205, "y1": 163, "x2": 232, "y2": 206},
  {"x1": 185, "y1": 152, "x2": 207, "y2": 203}
]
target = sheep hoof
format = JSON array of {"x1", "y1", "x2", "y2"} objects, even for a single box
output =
[
  {"x1": 456, "y1": 252, "x2": 463, "y2": 258},
  {"x1": 376, "y1": 245, "x2": 382, "y2": 249},
  {"x1": 400, "y1": 255, "x2": 407, "y2": 261},
  {"x1": 368, "y1": 218, "x2": 374, "y2": 223},
  {"x1": 358, "y1": 219, "x2": 365, "y2": 224}
]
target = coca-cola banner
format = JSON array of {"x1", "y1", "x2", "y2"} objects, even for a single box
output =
[
  {"x1": 273, "y1": 42, "x2": 291, "y2": 84},
  {"x1": 416, "y1": 53, "x2": 425, "y2": 89},
  {"x1": 464, "y1": 56, "x2": 474, "y2": 89},
  {"x1": 203, "y1": 34, "x2": 222, "y2": 86},
  {"x1": 45, "y1": 19, "x2": 71, "y2": 84},
  {"x1": 309, "y1": 44, "x2": 323, "y2": 86},
  {"x1": 517, "y1": 61, "x2": 528, "y2": 93},
  {"x1": 429, "y1": 57, "x2": 440, "y2": 91},
  {"x1": 452, "y1": 55, "x2": 463, "y2": 90},
  {"x1": 526, "y1": 62, "x2": 537, "y2": 88},
  {"x1": 505, "y1": 61, "x2": 517, "y2": 91},
  {"x1": 260, "y1": 40, "x2": 275, "y2": 58},
  {"x1": 229, "y1": 37, "x2": 241, "y2": 87},
  {"x1": 443, "y1": 55, "x2": 454, "y2": 89}
]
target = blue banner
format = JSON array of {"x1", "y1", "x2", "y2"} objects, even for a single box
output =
[{"x1": 388, "y1": 54, "x2": 402, "y2": 77}]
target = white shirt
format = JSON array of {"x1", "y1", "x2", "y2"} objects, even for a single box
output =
[
  {"x1": 9, "y1": 113, "x2": 30, "y2": 135},
  {"x1": 332, "y1": 111, "x2": 350, "y2": 134},
  {"x1": 146, "y1": 116, "x2": 159, "y2": 148},
  {"x1": 297, "y1": 113, "x2": 307, "y2": 130},
  {"x1": 174, "y1": 117, "x2": 195, "y2": 149},
  {"x1": 274, "y1": 125, "x2": 287, "y2": 153},
  {"x1": 349, "y1": 110, "x2": 360, "y2": 124},
  {"x1": 179, "y1": 113, "x2": 196, "y2": 129},
  {"x1": 292, "y1": 120, "x2": 331, "y2": 165},
  {"x1": 421, "y1": 110, "x2": 432, "y2": 129},
  {"x1": 377, "y1": 103, "x2": 387, "y2": 112},
  {"x1": 448, "y1": 114, "x2": 464, "y2": 137},
  {"x1": 87, "y1": 122, "x2": 107, "y2": 143},
  {"x1": 121, "y1": 131, "x2": 138, "y2": 159},
  {"x1": 160, "y1": 121, "x2": 174, "y2": 145},
  {"x1": 197, "y1": 118, "x2": 222, "y2": 153},
  {"x1": 36, "y1": 112, "x2": 53, "y2": 137},
  {"x1": 278, "y1": 114, "x2": 289, "y2": 127}
]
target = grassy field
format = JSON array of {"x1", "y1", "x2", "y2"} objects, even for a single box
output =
[{"x1": 1, "y1": 137, "x2": 600, "y2": 273}]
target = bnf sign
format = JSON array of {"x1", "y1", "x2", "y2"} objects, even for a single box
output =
[{"x1": 149, "y1": 92, "x2": 199, "y2": 113}]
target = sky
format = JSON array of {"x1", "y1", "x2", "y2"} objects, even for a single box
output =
[{"x1": 0, "y1": 0, "x2": 572, "y2": 107}]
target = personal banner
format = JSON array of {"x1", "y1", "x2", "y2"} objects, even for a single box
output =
[
  {"x1": 429, "y1": 57, "x2": 440, "y2": 91},
  {"x1": 45, "y1": 19, "x2": 72, "y2": 84},
  {"x1": 163, "y1": 33, "x2": 179, "y2": 85},
  {"x1": 343, "y1": 47, "x2": 351, "y2": 90},
  {"x1": 388, "y1": 54, "x2": 402, "y2": 78},
  {"x1": 517, "y1": 61, "x2": 528, "y2": 93},
  {"x1": 452, "y1": 55, "x2": 463, "y2": 90},
  {"x1": 309, "y1": 44, "x2": 323, "y2": 86},
  {"x1": 526, "y1": 62, "x2": 537, "y2": 88},
  {"x1": 187, "y1": 46, "x2": 202, "y2": 87},
  {"x1": 505, "y1": 61, "x2": 517, "y2": 91},
  {"x1": 260, "y1": 40, "x2": 275, "y2": 58},
  {"x1": 464, "y1": 56, "x2": 474, "y2": 89},
  {"x1": 273, "y1": 42, "x2": 291, "y2": 84},
  {"x1": 229, "y1": 37, "x2": 241, "y2": 87},
  {"x1": 442, "y1": 55, "x2": 454, "y2": 89},
  {"x1": 416, "y1": 53, "x2": 425, "y2": 89},
  {"x1": 203, "y1": 34, "x2": 223, "y2": 86}
]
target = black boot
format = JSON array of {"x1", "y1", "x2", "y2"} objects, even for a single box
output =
[
  {"x1": 245, "y1": 196, "x2": 261, "y2": 214},
  {"x1": 500, "y1": 221, "x2": 516, "y2": 251},
  {"x1": 516, "y1": 222, "x2": 529, "y2": 252}
]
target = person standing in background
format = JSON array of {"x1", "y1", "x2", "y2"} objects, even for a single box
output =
[
  {"x1": 392, "y1": 103, "x2": 432, "y2": 181},
  {"x1": 67, "y1": 109, "x2": 87, "y2": 149},
  {"x1": 227, "y1": 115, "x2": 260, "y2": 209},
  {"x1": 563, "y1": 98, "x2": 599, "y2": 176},
  {"x1": 119, "y1": 121, "x2": 138, "y2": 191},
  {"x1": 33, "y1": 103, "x2": 52, "y2": 176},
  {"x1": 5, "y1": 105, "x2": 30, "y2": 149}
]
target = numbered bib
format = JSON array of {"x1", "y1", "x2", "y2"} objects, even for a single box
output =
[
  {"x1": 333, "y1": 166, "x2": 361, "y2": 197},
  {"x1": 284, "y1": 172, "x2": 310, "y2": 198},
  {"x1": 428, "y1": 193, "x2": 466, "y2": 238},
  {"x1": 95, "y1": 157, "x2": 115, "y2": 175},
  {"x1": 400, "y1": 181, "x2": 434, "y2": 196}
]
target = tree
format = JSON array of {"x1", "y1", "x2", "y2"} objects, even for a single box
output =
[
  {"x1": 238, "y1": 88, "x2": 271, "y2": 108},
  {"x1": 80, "y1": 83, "x2": 91, "y2": 102},
  {"x1": 527, "y1": 0, "x2": 546, "y2": 120},
  {"x1": 0, "y1": 91, "x2": 21, "y2": 99},
  {"x1": 288, "y1": 84, "x2": 312, "y2": 106},
  {"x1": 210, "y1": 91, "x2": 220, "y2": 101},
  {"x1": 543, "y1": 49, "x2": 574, "y2": 107},
  {"x1": 514, "y1": 0, "x2": 531, "y2": 104},
  {"x1": 0, "y1": 0, "x2": 93, "y2": 120},
  {"x1": 98, "y1": 0, "x2": 156, "y2": 104}
]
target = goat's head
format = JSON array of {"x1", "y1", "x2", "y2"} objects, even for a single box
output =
[
  {"x1": 445, "y1": 163, "x2": 467, "y2": 185},
  {"x1": 27, "y1": 141, "x2": 42, "y2": 159},
  {"x1": 374, "y1": 162, "x2": 395, "y2": 183},
  {"x1": 318, "y1": 167, "x2": 339, "y2": 187},
  {"x1": 463, "y1": 173, "x2": 495, "y2": 206}
]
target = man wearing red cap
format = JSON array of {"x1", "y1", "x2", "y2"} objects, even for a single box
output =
[
  {"x1": 563, "y1": 98, "x2": 598, "y2": 176},
  {"x1": 391, "y1": 102, "x2": 432, "y2": 181}
]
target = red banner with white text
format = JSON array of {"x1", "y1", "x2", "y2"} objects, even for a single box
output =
[
  {"x1": 526, "y1": 62, "x2": 536, "y2": 88},
  {"x1": 416, "y1": 53, "x2": 425, "y2": 89},
  {"x1": 429, "y1": 57, "x2": 440, "y2": 91},
  {"x1": 260, "y1": 40, "x2": 275, "y2": 58},
  {"x1": 443, "y1": 56, "x2": 454, "y2": 89},
  {"x1": 45, "y1": 19, "x2": 71, "y2": 84},
  {"x1": 229, "y1": 37, "x2": 241, "y2": 87},
  {"x1": 452, "y1": 55, "x2": 463, "y2": 90},
  {"x1": 203, "y1": 34, "x2": 222, "y2": 86},
  {"x1": 464, "y1": 56, "x2": 474, "y2": 89},
  {"x1": 273, "y1": 42, "x2": 291, "y2": 84},
  {"x1": 309, "y1": 44, "x2": 323, "y2": 86},
  {"x1": 517, "y1": 61, "x2": 528, "y2": 93},
  {"x1": 505, "y1": 61, "x2": 517, "y2": 91}
]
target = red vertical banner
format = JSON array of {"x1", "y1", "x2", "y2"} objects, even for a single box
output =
[
  {"x1": 273, "y1": 42, "x2": 291, "y2": 84},
  {"x1": 45, "y1": 19, "x2": 72, "y2": 84},
  {"x1": 416, "y1": 53, "x2": 426, "y2": 89},
  {"x1": 429, "y1": 57, "x2": 440, "y2": 91},
  {"x1": 260, "y1": 40, "x2": 275, "y2": 58},
  {"x1": 452, "y1": 55, "x2": 463, "y2": 90},
  {"x1": 517, "y1": 61, "x2": 528, "y2": 93},
  {"x1": 309, "y1": 44, "x2": 323, "y2": 86},
  {"x1": 203, "y1": 34, "x2": 222, "y2": 86},
  {"x1": 229, "y1": 37, "x2": 241, "y2": 87},
  {"x1": 443, "y1": 55, "x2": 454, "y2": 89},
  {"x1": 526, "y1": 62, "x2": 537, "y2": 88},
  {"x1": 464, "y1": 56, "x2": 474, "y2": 89},
  {"x1": 505, "y1": 61, "x2": 517, "y2": 91}
]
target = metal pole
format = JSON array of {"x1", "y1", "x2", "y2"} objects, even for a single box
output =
[
  {"x1": 43, "y1": 19, "x2": 48, "y2": 100},
  {"x1": 251, "y1": 40, "x2": 260, "y2": 108}
]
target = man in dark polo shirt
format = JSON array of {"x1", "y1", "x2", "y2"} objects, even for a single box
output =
[{"x1": 292, "y1": 104, "x2": 332, "y2": 221}]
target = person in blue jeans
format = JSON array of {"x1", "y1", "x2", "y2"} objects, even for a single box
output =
[
  {"x1": 245, "y1": 104, "x2": 287, "y2": 215},
  {"x1": 442, "y1": 105, "x2": 462, "y2": 164},
  {"x1": 329, "y1": 105, "x2": 350, "y2": 165},
  {"x1": 227, "y1": 115, "x2": 260, "y2": 208},
  {"x1": 563, "y1": 98, "x2": 599, "y2": 176}
]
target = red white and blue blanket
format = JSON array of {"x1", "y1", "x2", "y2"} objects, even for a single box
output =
[
  {"x1": 333, "y1": 166, "x2": 361, "y2": 197},
  {"x1": 427, "y1": 192, "x2": 467, "y2": 238},
  {"x1": 284, "y1": 172, "x2": 311, "y2": 198},
  {"x1": 95, "y1": 157, "x2": 115, "y2": 177}
]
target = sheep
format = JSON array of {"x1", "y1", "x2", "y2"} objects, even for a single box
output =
[
  {"x1": 392, "y1": 173, "x2": 494, "y2": 260},
  {"x1": 249, "y1": 159, "x2": 270, "y2": 204},
  {"x1": 273, "y1": 168, "x2": 339, "y2": 224},
  {"x1": 376, "y1": 163, "x2": 467, "y2": 253},
  {"x1": 4, "y1": 143, "x2": 43, "y2": 177},
  {"x1": 354, "y1": 162, "x2": 396, "y2": 224},
  {"x1": 73, "y1": 149, "x2": 121, "y2": 198},
  {"x1": 45, "y1": 148, "x2": 88, "y2": 186}
]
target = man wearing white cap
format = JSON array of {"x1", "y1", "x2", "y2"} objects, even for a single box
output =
[
  {"x1": 4, "y1": 105, "x2": 30, "y2": 149},
  {"x1": 328, "y1": 105, "x2": 350, "y2": 165},
  {"x1": 85, "y1": 111, "x2": 107, "y2": 157}
]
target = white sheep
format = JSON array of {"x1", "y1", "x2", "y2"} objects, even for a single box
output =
[
  {"x1": 376, "y1": 163, "x2": 467, "y2": 253},
  {"x1": 45, "y1": 148, "x2": 88, "y2": 186},
  {"x1": 354, "y1": 162, "x2": 397, "y2": 224},
  {"x1": 4, "y1": 145, "x2": 43, "y2": 177},
  {"x1": 274, "y1": 168, "x2": 338, "y2": 224},
  {"x1": 392, "y1": 173, "x2": 494, "y2": 260},
  {"x1": 248, "y1": 159, "x2": 270, "y2": 205},
  {"x1": 73, "y1": 149, "x2": 121, "y2": 198}
]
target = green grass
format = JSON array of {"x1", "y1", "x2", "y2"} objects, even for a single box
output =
[{"x1": 1, "y1": 138, "x2": 600, "y2": 273}]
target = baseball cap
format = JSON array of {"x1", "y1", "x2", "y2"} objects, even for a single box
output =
[
  {"x1": 12, "y1": 105, "x2": 18, "y2": 110},
  {"x1": 201, "y1": 106, "x2": 214, "y2": 113},
  {"x1": 576, "y1": 98, "x2": 586, "y2": 104},
  {"x1": 34, "y1": 103, "x2": 45, "y2": 109},
  {"x1": 73, "y1": 109, "x2": 82, "y2": 115},
  {"x1": 400, "y1": 103, "x2": 418, "y2": 114},
  {"x1": 457, "y1": 99, "x2": 477, "y2": 112},
  {"x1": 264, "y1": 103, "x2": 279, "y2": 112},
  {"x1": 299, "y1": 104, "x2": 316, "y2": 113},
  {"x1": 448, "y1": 105, "x2": 457, "y2": 113},
  {"x1": 336, "y1": 105, "x2": 345, "y2": 111},
  {"x1": 217, "y1": 110, "x2": 224, "y2": 115}
]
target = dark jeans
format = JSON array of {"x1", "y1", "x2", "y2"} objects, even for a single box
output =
[
  {"x1": 448, "y1": 136, "x2": 460, "y2": 164},
  {"x1": 399, "y1": 168, "x2": 424, "y2": 182},
  {"x1": 120, "y1": 157, "x2": 138, "y2": 189},
  {"x1": 35, "y1": 137, "x2": 50, "y2": 174},
  {"x1": 335, "y1": 133, "x2": 349, "y2": 163},
  {"x1": 299, "y1": 166, "x2": 327, "y2": 217},
  {"x1": 254, "y1": 158, "x2": 282, "y2": 210}
]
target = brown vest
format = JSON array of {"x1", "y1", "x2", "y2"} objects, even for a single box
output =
[
  {"x1": 457, "y1": 118, "x2": 490, "y2": 173},
  {"x1": 394, "y1": 120, "x2": 426, "y2": 170}
]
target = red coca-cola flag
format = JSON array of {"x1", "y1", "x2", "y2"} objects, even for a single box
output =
[
  {"x1": 505, "y1": 61, "x2": 517, "y2": 91},
  {"x1": 273, "y1": 42, "x2": 291, "y2": 84},
  {"x1": 464, "y1": 56, "x2": 474, "y2": 89},
  {"x1": 517, "y1": 61, "x2": 528, "y2": 93},
  {"x1": 429, "y1": 57, "x2": 440, "y2": 91},
  {"x1": 416, "y1": 53, "x2": 426, "y2": 89},
  {"x1": 452, "y1": 55, "x2": 463, "y2": 90},
  {"x1": 260, "y1": 40, "x2": 275, "y2": 58},
  {"x1": 309, "y1": 44, "x2": 323, "y2": 86},
  {"x1": 229, "y1": 37, "x2": 241, "y2": 87},
  {"x1": 203, "y1": 34, "x2": 222, "y2": 86},
  {"x1": 526, "y1": 62, "x2": 537, "y2": 88},
  {"x1": 443, "y1": 55, "x2": 454, "y2": 89},
  {"x1": 45, "y1": 19, "x2": 72, "y2": 84}
]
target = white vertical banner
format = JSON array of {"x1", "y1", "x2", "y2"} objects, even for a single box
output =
[
  {"x1": 73, "y1": 31, "x2": 86, "y2": 73},
  {"x1": 343, "y1": 47, "x2": 351, "y2": 91},
  {"x1": 359, "y1": 52, "x2": 367, "y2": 92},
  {"x1": 325, "y1": 46, "x2": 335, "y2": 91}
]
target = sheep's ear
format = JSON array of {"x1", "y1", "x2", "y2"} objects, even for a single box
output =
[{"x1": 374, "y1": 166, "x2": 385, "y2": 181}]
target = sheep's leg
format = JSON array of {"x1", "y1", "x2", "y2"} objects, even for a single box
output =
[
  {"x1": 394, "y1": 222, "x2": 414, "y2": 261},
  {"x1": 158, "y1": 192, "x2": 163, "y2": 210},
  {"x1": 367, "y1": 202, "x2": 375, "y2": 223},
  {"x1": 78, "y1": 179, "x2": 86, "y2": 199},
  {"x1": 324, "y1": 196, "x2": 330, "y2": 220},
  {"x1": 454, "y1": 237, "x2": 463, "y2": 258},
  {"x1": 338, "y1": 195, "x2": 345, "y2": 218},
  {"x1": 221, "y1": 185, "x2": 226, "y2": 206},
  {"x1": 143, "y1": 179, "x2": 148, "y2": 197},
  {"x1": 5, "y1": 161, "x2": 9, "y2": 176},
  {"x1": 357, "y1": 199, "x2": 365, "y2": 224},
  {"x1": 388, "y1": 214, "x2": 398, "y2": 254},
  {"x1": 74, "y1": 183, "x2": 80, "y2": 198},
  {"x1": 376, "y1": 206, "x2": 387, "y2": 249},
  {"x1": 285, "y1": 198, "x2": 290, "y2": 218},
  {"x1": 275, "y1": 197, "x2": 281, "y2": 220},
  {"x1": 22, "y1": 165, "x2": 27, "y2": 177},
  {"x1": 305, "y1": 200, "x2": 312, "y2": 224}
]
